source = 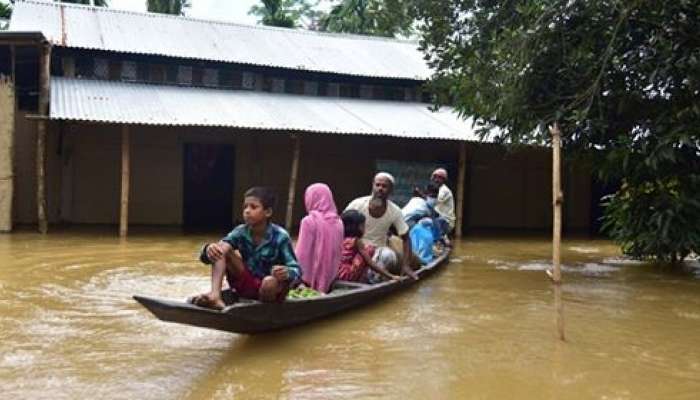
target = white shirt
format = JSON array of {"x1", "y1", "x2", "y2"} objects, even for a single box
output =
[
  {"x1": 401, "y1": 197, "x2": 430, "y2": 218},
  {"x1": 345, "y1": 196, "x2": 409, "y2": 248},
  {"x1": 435, "y1": 184, "x2": 456, "y2": 228}
]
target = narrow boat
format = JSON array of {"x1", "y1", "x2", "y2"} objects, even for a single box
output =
[{"x1": 133, "y1": 248, "x2": 451, "y2": 334}]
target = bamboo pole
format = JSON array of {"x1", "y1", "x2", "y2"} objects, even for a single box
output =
[
  {"x1": 456, "y1": 142, "x2": 467, "y2": 239},
  {"x1": 36, "y1": 44, "x2": 51, "y2": 234},
  {"x1": 285, "y1": 135, "x2": 300, "y2": 232},
  {"x1": 119, "y1": 125, "x2": 130, "y2": 237},
  {"x1": 549, "y1": 122, "x2": 565, "y2": 341}
]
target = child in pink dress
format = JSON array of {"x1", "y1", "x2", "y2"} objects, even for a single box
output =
[{"x1": 337, "y1": 210, "x2": 400, "y2": 283}]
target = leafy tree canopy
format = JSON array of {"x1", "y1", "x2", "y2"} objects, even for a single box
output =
[
  {"x1": 146, "y1": 0, "x2": 190, "y2": 16},
  {"x1": 319, "y1": 0, "x2": 414, "y2": 37},
  {"x1": 249, "y1": 0, "x2": 320, "y2": 29},
  {"x1": 56, "y1": 0, "x2": 109, "y2": 6},
  {"x1": 415, "y1": 0, "x2": 700, "y2": 262},
  {"x1": 0, "y1": 1, "x2": 12, "y2": 20}
]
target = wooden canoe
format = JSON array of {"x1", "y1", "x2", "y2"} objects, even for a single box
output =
[{"x1": 133, "y1": 248, "x2": 451, "y2": 334}]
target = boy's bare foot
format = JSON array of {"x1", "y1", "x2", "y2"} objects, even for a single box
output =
[{"x1": 189, "y1": 292, "x2": 226, "y2": 310}]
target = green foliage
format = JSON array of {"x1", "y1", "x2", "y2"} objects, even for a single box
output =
[
  {"x1": 56, "y1": 0, "x2": 109, "y2": 6},
  {"x1": 146, "y1": 0, "x2": 190, "y2": 16},
  {"x1": 249, "y1": 0, "x2": 319, "y2": 28},
  {"x1": 0, "y1": 1, "x2": 11, "y2": 20},
  {"x1": 601, "y1": 132, "x2": 700, "y2": 263},
  {"x1": 319, "y1": 0, "x2": 414, "y2": 37},
  {"x1": 415, "y1": 0, "x2": 700, "y2": 262}
]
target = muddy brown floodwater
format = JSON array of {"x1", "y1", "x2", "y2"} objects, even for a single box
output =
[{"x1": 1, "y1": 228, "x2": 699, "y2": 399}]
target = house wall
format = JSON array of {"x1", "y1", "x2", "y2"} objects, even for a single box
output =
[{"x1": 13, "y1": 123, "x2": 592, "y2": 233}]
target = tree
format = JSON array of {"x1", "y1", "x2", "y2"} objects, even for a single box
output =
[
  {"x1": 319, "y1": 0, "x2": 414, "y2": 37},
  {"x1": 146, "y1": 0, "x2": 190, "y2": 16},
  {"x1": 415, "y1": 0, "x2": 700, "y2": 263},
  {"x1": 0, "y1": 1, "x2": 11, "y2": 19},
  {"x1": 249, "y1": 0, "x2": 320, "y2": 29},
  {"x1": 56, "y1": 0, "x2": 109, "y2": 6}
]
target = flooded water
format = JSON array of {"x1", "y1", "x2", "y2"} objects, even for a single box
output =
[{"x1": 1, "y1": 228, "x2": 699, "y2": 399}]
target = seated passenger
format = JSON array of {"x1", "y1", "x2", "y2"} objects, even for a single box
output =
[
  {"x1": 337, "y1": 210, "x2": 400, "y2": 283},
  {"x1": 410, "y1": 218, "x2": 437, "y2": 265},
  {"x1": 295, "y1": 183, "x2": 344, "y2": 293},
  {"x1": 191, "y1": 187, "x2": 301, "y2": 309},
  {"x1": 402, "y1": 184, "x2": 439, "y2": 228}
]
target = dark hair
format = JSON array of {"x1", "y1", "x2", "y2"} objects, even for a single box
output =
[
  {"x1": 341, "y1": 210, "x2": 365, "y2": 238},
  {"x1": 244, "y1": 186, "x2": 276, "y2": 210},
  {"x1": 425, "y1": 183, "x2": 439, "y2": 197}
]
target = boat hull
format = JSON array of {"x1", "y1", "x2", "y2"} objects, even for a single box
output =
[{"x1": 133, "y1": 249, "x2": 450, "y2": 334}]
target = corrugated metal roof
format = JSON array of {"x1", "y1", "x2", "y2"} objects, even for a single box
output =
[
  {"x1": 50, "y1": 77, "x2": 482, "y2": 142},
  {"x1": 11, "y1": 1, "x2": 432, "y2": 80}
]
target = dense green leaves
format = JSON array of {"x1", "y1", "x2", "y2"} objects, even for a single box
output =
[
  {"x1": 415, "y1": 0, "x2": 700, "y2": 262},
  {"x1": 146, "y1": 0, "x2": 190, "y2": 16},
  {"x1": 319, "y1": 0, "x2": 414, "y2": 37},
  {"x1": 0, "y1": 1, "x2": 11, "y2": 20},
  {"x1": 56, "y1": 0, "x2": 109, "y2": 6},
  {"x1": 249, "y1": 0, "x2": 320, "y2": 28}
]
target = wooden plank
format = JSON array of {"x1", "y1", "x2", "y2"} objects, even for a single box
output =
[
  {"x1": 119, "y1": 125, "x2": 130, "y2": 237},
  {"x1": 456, "y1": 142, "x2": 467, "y2": 238},
  {"x1": 285, "y1": 134, "x2": 300, "y2": 232},
  {"x1": 36, "y1": 44, "x2": 51, "y2": 234}
]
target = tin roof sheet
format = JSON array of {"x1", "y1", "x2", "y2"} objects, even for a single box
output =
[
  {"x1": 50, "y1": 77, "x2": 482, "y2": 141},
  {"x1": 11, "y1": 1, "x2": 432, "y2": 80}
]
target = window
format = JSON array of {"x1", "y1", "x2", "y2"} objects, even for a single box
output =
[
  {"x1": 136, "y1": 62, "x2": 149, "y2": 81},
  {"x1": 93, "y1": 58, "x2": 109, "y2": 79},
  {"x1": 75, "y1": 56, "x2": 94, "y2": 78},
  {"x1": 303, "y1": 81, "x2": 318, "y2": 95},
  {"x1": 121, "y1": 61, "x2": 137, "y2": 81},
  {"x1": 108, "y1": 60, "x2": 121, "y2": 80},
  {"x1": 285, "y1": 79, "x2": 304, "y2": 94},
  {"x1": 177, "y1": 65, "x2": 193, "y2": 85},
  {"x1": 202, "y1": 68, "x2": 219, "y2": 87},
  {"x1": 339, "y1": 83, "x2": 359, "y2": 98},
  {"x1": 242, "y1": 71, "x2": 255, "y2": 89},
  {"x1": 165, "y1": 65, "x2": 178, "y2": 83},
  {"x1": 192, "y1": 67, "x2": 203, "y2": 85},
  {"x1": 149, "y1": 64, "x2": 166, "y2": 83}
]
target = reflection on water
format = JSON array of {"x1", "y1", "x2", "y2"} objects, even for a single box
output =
[{"x1": 1, "y1": 227, "x2": 699, "y2": 399}]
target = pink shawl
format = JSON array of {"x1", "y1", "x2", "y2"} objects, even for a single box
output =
[{"x1": 295, "y1": 183, "x2": 344, "y2": 293}]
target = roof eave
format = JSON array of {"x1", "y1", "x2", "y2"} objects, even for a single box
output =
[{"x1": 0, "y1": 31, "x2": 49, "y2": 46}]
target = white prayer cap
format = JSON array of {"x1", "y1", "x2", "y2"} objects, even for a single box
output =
[
  {"x1": 432, "y1": 168, "x2": 448, "y2": 179},
  {"x1": 374, "y1": 172, "x2": 395, "y2": 185}
]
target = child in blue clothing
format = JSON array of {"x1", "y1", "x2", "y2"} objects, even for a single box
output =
[
  {"x1": 190, "y1": 187, "x2": 302, "y2": 309},
  {"x1": 409, "y1": 217, "x2": 437, "y2": 265}
]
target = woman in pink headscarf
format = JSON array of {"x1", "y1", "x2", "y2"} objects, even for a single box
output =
[{"x1": 295, "y1": 183, "x2": 344, "y2": 293}]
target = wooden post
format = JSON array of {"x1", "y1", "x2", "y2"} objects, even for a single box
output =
[
  {"x1": 36, "y1": 44, "x2": 51, "y2": 234},
  {"x1": 456, "y1": 142, "x2": 467, "y2": 239},
  {"x1": 10, "y1": 45, "x2": 15, "y2": 82},
  {"x1": 285, "y1": 135, "x2": 300, "y2": 232},
  {"x1": 0, "y1": 71, "x2": 15, "y2": 232},
  {"x1": 549, "y1": 122, "x2": 565, "y2": 341},
  {"x1": 119, "y1": 125, "x2": 130, "y2": 237}
]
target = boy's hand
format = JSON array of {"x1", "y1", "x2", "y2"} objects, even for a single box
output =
[
  {"x1": 206, "y1": 241, "x2": 231, "y2": 262},
  {"x1": 271, "y1": 265, "x2": 289, "y2": 282}
]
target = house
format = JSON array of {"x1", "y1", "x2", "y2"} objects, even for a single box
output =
[{"x1": 0, "y1": 1, "x2": 593, "y2": 236}]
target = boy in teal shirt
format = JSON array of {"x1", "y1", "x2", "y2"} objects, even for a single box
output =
[{"x1": 191, "y1": 187, "x2": 301, "y2": 309}]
